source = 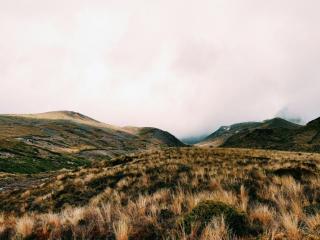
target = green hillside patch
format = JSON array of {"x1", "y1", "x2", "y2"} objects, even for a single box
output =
[{"x1": 0, "y1": 153, "x2": 90, "y2": 174}]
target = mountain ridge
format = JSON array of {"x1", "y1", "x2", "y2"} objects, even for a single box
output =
[
  {"x1": 0, "y1": 111, "x2": 185, "y2": 173},
  {"x1": 200, "y1": 116, "x2": 320, "y2": 152},
  {"x1": 198, "y1": 117, "x2": 301, "y2": 147}
]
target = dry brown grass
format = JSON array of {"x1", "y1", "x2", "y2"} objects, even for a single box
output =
[
  {"x1": 113, "y1": 217, "x2": 130, "y2": 240},
  {"x1": 200, "y1": 217, "x2": 230, "y2": 240},
  {"x1": 15, "y1": 215, "x2": 34, "y2": 238},
  {"x1": 250, "y1": 204, "x2": 274, "y2": 228},
  {"x1": 0, "y1": 147, "x2": 320, "y2": 239},
  {"x1": 281, "y1": 213, "x2": 302, "y2": 240}
]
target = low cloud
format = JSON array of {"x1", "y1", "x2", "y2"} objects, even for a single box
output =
[{"x1": 1, "y1": 0, "x2": 320, "y2": 138}]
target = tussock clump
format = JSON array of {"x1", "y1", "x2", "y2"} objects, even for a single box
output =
[{"x1": 15, "y1": 215, "x2": 34, "y2": 239}]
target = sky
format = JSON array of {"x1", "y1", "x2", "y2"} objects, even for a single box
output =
[{"x1": 1, "y1": 0, "x2": 320, "y2": 138}]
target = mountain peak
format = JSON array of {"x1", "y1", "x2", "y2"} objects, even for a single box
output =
[
  {"x1": 14, "y1": 111, "x2": 100, "y2": 124},
  {"x1": 306, "y1": 117, "x2": 320, "y2": 128},
  {"x1": 262, "y1": 117, "x2": 301, "y2": 129}
]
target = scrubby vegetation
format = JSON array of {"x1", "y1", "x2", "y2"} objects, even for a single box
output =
[{"x1": 0, "y1": 147, "x2": 320, "y2": 239}]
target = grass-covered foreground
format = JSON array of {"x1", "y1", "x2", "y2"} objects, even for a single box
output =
[{"x1": 1, "y1": 147, "x2": 320, "y2": 239}]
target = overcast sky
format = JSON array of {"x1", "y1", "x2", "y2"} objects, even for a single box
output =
[{"x1": 1, "y1": 0, "x2": 320, "y2": 138}]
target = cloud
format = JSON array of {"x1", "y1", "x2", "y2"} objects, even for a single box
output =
[{"x1": 1, "y1": 0, "x2": 320, "y2": 138}]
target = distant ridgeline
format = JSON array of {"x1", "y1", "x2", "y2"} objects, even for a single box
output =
[
  {"x1": 2, "y1": 110, "x2": 320, "y2": 174},
  {"x1": 198, "y1": 117, "x2": 320, "y2": 152}
]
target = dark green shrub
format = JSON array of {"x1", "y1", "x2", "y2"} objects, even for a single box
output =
[
  {"x1": 182, "y1": 201, "x2": 250, "y2": 236},
  {"x1": 304, "y1": 203, "x2": 320, "y2": 216},
  {"x1": 0, "y1": 226, "x2": 14, "y2": 240},
  {"x1": 60, "y1": 225, "x2": 73, "y2": 240},
  {"x1": 272, "y1": 167, "x2": 314, "y2": 181},
  {"x1": 158, "y1": 209, "x2": 175, "y2": 222},
  {"x1": 131, "y1": 223, "x2": 162, "y2": 240}
]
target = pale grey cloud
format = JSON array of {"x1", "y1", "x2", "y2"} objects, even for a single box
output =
[{"x1": 1, "y1": 0, "x2": 320, "y2": 138}]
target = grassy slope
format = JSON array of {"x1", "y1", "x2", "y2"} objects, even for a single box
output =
[
  {"x1": 0, "y1": 116, "x2": 91, "y2": 173},
  {"x1": 1, "y1": 147, "x2": 320, "y2": 239},
  {"x1": 0, "y1": 113, "x2": 184, "y2": 173}
]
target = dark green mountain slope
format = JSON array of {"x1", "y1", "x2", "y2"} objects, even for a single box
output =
[
  {"x1": 222, "y1": 117, "x2": 320, "y2": 152},
  {"x1": 199, "y1": 118, "x2": 301, "y2": 146},
  {"x1": 200, "y1": 122, "x2": 261, "y2": 146}
]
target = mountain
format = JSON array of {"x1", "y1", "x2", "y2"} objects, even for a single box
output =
[
  {"x1": 221, "y1": 117, "x2": 320, "y2": 152},
  {"x1": 199, "y1": 118, "x2": 300, "y2": 146},
  {"x1": 136, "y1": 127, "x2": 186, "y2": 147},
  {"x1": 0, "y1": 111, "x2": 185, "y2": 173},
  {"x1": 199, "y1": 118, "x2": 302, "y2": 148},
  {"x1": 259, "y1": 117, "x2": 302, "y2": 129},
  {"x1": 291, "y1": 117, "x2": 320, "y2": 151},
  {"x1": 199, "y1": 122, "x2": 261, "y2": 146}
]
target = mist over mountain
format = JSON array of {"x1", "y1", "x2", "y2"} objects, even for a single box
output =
[
  {"x1": 2, "y1": 1, "x2": 320, "y2": 138},
  {"x1": 276, "y1": 107, "x2": 304, "y2": 125}
]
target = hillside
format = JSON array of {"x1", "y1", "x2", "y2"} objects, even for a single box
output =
[
  {"x1": 0, "y1": 111, "x2": 185, "y2": 173},
  {"x1": 199, "y1": 117, "x2": 304, "y2": 149},
  {"x1": 222, "y1": 117, "x2": 320, "y2": 152},
  {"x1": 200, "y1": 122, "x2": 261, "y2": 146},
  {"x1": 260, "y1": 117, "x2": 302, "y2": 129},
  {"x1": 1, "y1": 147, "x2": 320, "y2": 239}
]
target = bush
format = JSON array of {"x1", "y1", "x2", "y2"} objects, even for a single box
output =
[
  {"x1": 272, "y1": 167, "x2": 314, "y2": 181},
  {"x1": 0, "y1": 227, "x2": 14, "y2": 240},
  {"x1": 182, "y1": 201, "x2": 250, "y2": 236},
  {"x1": 304, "y1": 203, "x2": 320, "y2": 216},
  {"x1": 131, "y1": 223, "x2": 162, "y2": 240}
]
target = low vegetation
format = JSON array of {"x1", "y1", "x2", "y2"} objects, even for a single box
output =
[{"x1": 1, "y1": 147, "x2": 320, "y2": 239}]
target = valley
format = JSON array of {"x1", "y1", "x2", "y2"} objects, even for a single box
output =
[{"x1": 1, "y1": 112, "x2": 320, "y2": 239}]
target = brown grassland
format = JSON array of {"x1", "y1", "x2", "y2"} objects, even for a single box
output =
[{"x1": 1, "y1": 147, "x2": 320, "y2": 239}]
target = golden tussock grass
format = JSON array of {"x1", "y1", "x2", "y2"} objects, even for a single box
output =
[{"x1": 0, "y1": 147, "x2": 320, "y2": 239}]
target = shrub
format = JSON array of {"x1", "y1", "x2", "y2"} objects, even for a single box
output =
[
  {"x1": 0, "y1": 226, "x2": 14, "y2": 240},
  {"x1": 272, "y1": 167, "x2": 314, "y2": 181},
  {"x1": 182, "y1": 201, "x2": 250, "y2": 236},
  {"x1": 131, "y1": 223, "x2": 162, "y2": 240},
  {"x1": 304, "y1": 203, "x2": 320, "y2": 216}
]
